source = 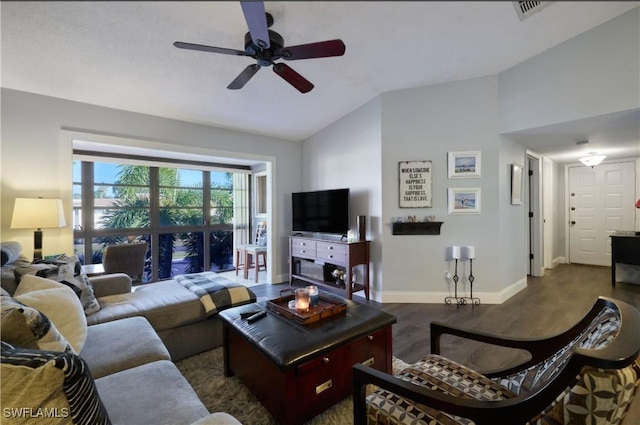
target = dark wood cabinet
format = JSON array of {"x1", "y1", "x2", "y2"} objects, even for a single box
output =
[
  {"x1": 224, "y1": 324, "x2": 392, "y2": 425},
  {"x1": 289, "y1": 236, "x2": 370, "y2": 300},
  {"x1": 610, "y1": 232, "x2": 640, "y2": 286}
]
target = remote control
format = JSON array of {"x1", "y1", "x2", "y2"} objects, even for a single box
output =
[{"x1": 246, "y1": 310, "x2": 267, "y2": 323}]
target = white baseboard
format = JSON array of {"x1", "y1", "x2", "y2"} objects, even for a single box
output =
[
  {"x1": 551, "y1": 257, "x2": 566, "y2": 268},
  {"x1": 374, "y1": 277, "x2": 528, "y2": 304},
  {"x1": 273, "y1": 273, "x2": 289, "y2": 284}
]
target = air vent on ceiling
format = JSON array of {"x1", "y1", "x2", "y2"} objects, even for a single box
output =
[{"x1": 513, "y1": 1, "x2": 554, "y2": 21}]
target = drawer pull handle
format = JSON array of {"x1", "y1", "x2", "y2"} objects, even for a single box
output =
[
  {"x1": 323, "y1": 357, "x2": 330, "y2": 364},
  {"x1": 362, "y1": 357, "x2": 375, "y2": 367},
  {"x1": 328, "y1": 255, "x2": 333, "y2": 259},
  {"x1": 368, "y1": 335, "x2": 374, "y2": 341},
  {"x1": 301, "y1": 250, "x2": 306, "y2": 254},
  {"x1": 316, "y1": 379, "x2": 333, "y2": 395},
  {"x1": 329, "y1": 246, "x2": 334, "y2": 250}
]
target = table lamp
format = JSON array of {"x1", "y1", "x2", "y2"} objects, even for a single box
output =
[{"x1": 10, "y1": 198, "x2": 66, "y2": 260}]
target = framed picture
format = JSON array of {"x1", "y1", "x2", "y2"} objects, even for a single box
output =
[
  {"x1": 448, "y1": 151, "x2": 481, "y2": 179},
  {"x1": 448, "y1": 187, "x2": 481, "y2": 214},
  {"x1": 254, "y1": 171, "x2": 267, "y2": 217},
  {"x1": 511, "y1": 164, "x2": 523, "y2": 205},
  {"x1": 398, "y1": 160, "x2": 432, "y2": 208}
]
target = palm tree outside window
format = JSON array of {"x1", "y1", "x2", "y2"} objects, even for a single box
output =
[{"x1": 73, "y1": 159, "x2": 249, "y2": 284}]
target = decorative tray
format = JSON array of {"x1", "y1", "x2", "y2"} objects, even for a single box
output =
[{"x1": 266, "y1": 289, "x2": 347, "y2": 326}]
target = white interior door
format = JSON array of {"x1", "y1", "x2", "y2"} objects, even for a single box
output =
[{"x1": 569, "y1": 161, "x2": 636, "y2": 266}]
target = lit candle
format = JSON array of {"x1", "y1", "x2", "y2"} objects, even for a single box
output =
[
  {"x1": 307, "y1": 285, "x2": 319, "y2": 307},
  {"x1": 295, "y1": 288, "x2": 309, "y2": 313}
]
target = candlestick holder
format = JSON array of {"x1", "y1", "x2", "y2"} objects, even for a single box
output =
[
  {"x1": 463, "y1": 258, "x2": 480, "y2": 306},
  {"x1": 445, "y1": 258, "x2": 466, "y2": 306}
]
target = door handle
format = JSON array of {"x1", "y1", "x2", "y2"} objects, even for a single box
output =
[{"x1": 571, "y1": 221, "x2": 576, "y2": 225}]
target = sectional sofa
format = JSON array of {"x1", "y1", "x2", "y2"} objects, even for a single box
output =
[{"x1": 1, "y1": 250, "x2": 248, "y2": 425}]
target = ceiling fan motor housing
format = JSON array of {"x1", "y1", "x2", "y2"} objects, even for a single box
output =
[{"x1": 244, "y1": 30, "x2": 284, "y2": 66}]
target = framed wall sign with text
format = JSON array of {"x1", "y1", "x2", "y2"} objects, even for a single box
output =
[{"x1": 399, "y1": 160, "x2": 432, "y2": 208}]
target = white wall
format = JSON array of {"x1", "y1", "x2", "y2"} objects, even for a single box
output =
[
  {"x1": 0, "y1": 88, "x2": 302, "y2": 281},
  {"x1": 302, "y1": 97, "x2": 383, "y2": 292},
  {"x1": 498, "y1": 7, "x2": 640, "y2": 133}
]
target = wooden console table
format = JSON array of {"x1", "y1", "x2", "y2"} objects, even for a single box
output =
[
  {"x1": 289, "y1": 236, "x2": 370, "y2": 300},
  {"x1": 610, "y1": 231, "x2": 640, "y2": 287}
]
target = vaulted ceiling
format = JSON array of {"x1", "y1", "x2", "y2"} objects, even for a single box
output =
[{"x1": 2, "y1": 1, "x2": 638, "y2": 162}]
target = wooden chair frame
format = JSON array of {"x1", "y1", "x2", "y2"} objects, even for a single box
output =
[
  {"x1": 235, "y1": 221, "x2": 267, "y2": 282},
  {"x1": 353, "y1": 297, "x2": 640, "y2": 425}
]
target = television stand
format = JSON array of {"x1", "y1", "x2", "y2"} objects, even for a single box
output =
[{"x1": 289, "y1": 236, "x2": 370, "y2": 300}]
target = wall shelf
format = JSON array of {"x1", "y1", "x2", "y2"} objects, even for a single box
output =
[{"x1": 392, "y1": 221, "x2": 443, "y2": 235}]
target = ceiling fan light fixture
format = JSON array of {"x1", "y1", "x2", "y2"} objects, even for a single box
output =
[{"x1": 579, "y1": 153, "x2": 606, "y2": 167}]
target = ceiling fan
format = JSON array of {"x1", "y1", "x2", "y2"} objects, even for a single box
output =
[{"x1": 174, "y1": 2, "x2": 346, "y2": 93}]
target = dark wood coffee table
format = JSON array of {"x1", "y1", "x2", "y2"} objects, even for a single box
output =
[{"x1": 219, "y1": 296, "x2": 396, "y2": 425}]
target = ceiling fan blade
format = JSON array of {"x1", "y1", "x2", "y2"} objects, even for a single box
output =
[
  {"x1": 278, "y1": 39, "x2": 346, "y2": 60},
  {"x1": 240, "y1": 1, "x2": 270, "y2": 50},
  {"x1": 272, "y1": 63, "x2": 314, "y2": 93},
  {"x1": 174, "y1": 41, "x2": 247, "y2": 56},
  {"x1": 227, "y1": 64, "x2": 261, "y2": 90}
]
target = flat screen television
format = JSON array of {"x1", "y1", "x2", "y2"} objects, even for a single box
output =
[{"x1": 292, "y1": 188, "x2": 350, "y2": 235}]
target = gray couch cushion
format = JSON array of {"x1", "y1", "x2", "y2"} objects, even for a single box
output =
[
  {"x1": 81, "y1": 316, "x2": 171, "y2": 378},
  {"x1": 88, "y1": 280, "x2": 204, "y2": 331},
  {"x1": 96, "y1": 360, "x2": 210, "y2": 425}
]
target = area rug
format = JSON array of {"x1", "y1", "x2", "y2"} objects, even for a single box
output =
[{"x1": 176, "y1": 347, "x2": 410, "y2": 425}]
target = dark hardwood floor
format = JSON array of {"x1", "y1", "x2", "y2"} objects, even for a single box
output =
[
  {"x1": 249, "y1": 263, "x2": 640, "y2": 422},
  {"x1": 252, "y1": 263, "x2": 639, "y2": 366}
]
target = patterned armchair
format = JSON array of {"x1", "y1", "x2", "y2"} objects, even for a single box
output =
[{"x1": 353, "y1": 297, "x2": 640, "y2": 425}]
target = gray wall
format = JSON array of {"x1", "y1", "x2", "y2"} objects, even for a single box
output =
[
  {"x1": 300, "y1": 8, "x2": 638, "y2": 303},
  {"x1": 1, "y1": 88, "x2": 302, "y2": 281},
  {"x1": 3, "y1": 7, "x2": 637, "y2": 298},
  {"x1": 302, "y1": 97, "x2": 383, "y2": 290},
  {"x1": 303, "y1": 76, "x2": 528, "y2": 303},
  {"x1": 498, "y1": 7, "x2": 639, "y2": 133},
  {"x1": 498, "y1": 7, "x2": 639, "y2": 267},
  {"x1": 379, "y1": 76, "x2": 525, "y2": 302}
]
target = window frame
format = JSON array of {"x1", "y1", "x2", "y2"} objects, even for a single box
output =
[{"x1": 73, "y1": 156, "x2": 250, "y2": 283}]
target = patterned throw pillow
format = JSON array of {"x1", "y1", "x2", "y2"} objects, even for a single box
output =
[
  {"x1": 14, "y1": 255, "x2": 100, "y2": 315},
  {"x1": 14, "y1": 275, "x2": 88, "y2": 354},
  {"x1": 0, "y1": 293, "x2": 74, "y2": 353},
  {"x1": 1, "y1": 341, "x2": 112, "y2": 425}
]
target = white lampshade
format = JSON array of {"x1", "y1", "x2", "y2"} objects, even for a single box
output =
[
  {"x1": 11, "y1": 198, "x2": 66, "y2": 229},
  {"x1": 450, "y1": 246, "x2": 461, "y2": 260},
  {"x1": 462, "y1": 246, "x2": 475, "y2": 260},
  {"x1": 579, "y1": 154, "x2": 606, "y2": 168},
  {"x1": 11, "y1": 198, "x2": 66, "y2": 261}
]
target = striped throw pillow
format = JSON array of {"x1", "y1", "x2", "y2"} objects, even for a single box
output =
[{"x1": 0, "y1": 341, "x2": 112, "y2": 425}]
